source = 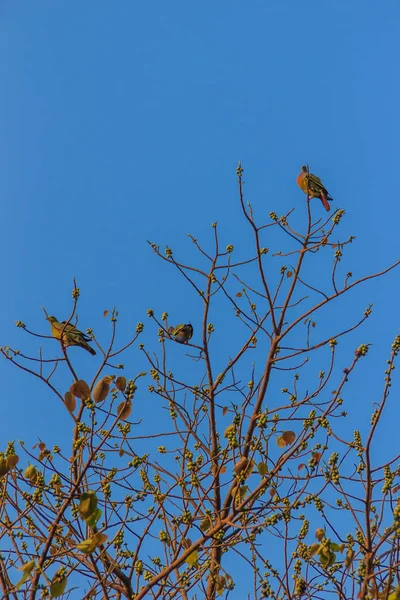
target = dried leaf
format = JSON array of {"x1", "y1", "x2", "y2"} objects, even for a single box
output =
[
  {"x1": 312, "y1": 452, "x2": 322, "y2": 463},
  {"x1": 117, "y1": 400, "x2": 132, "y2": 421},
  {"x1": 64, "y1": 391, "x2": 76, "y2": 413},
  {"x1": 234, "y1": 456, "x2": 248, "y2": 474},
  {"x1": 103, "y1": 310, "x2": 109, "y2": 317},
  {"x1": 70, "y1": 380, "x2": 91, "y2": 401},
  {"x1": 277, "y1": 431, "x2": 296, "y2": 448},
  {"x1": 287, "y1": 271, "x2": 293, "y2": 278},
  {"x1": 0, "y1": 457, "x2": 10, "y2": 477},
  {"x1": 6, "y1": 455, "x2": 19, "y2": 469},
  {"x1": 215, "y1": 575, "x2": 226, "y2": 595},
  {"x1": 298, "y1": 463, "x2": 306, "y2": 472},
  {"x1": 93, "y1": 378, "x2": 111, "y2": 403},
  {"x1": 222, "y1": 406, "x2": 229, "y2": 416},
  {"x1": 116, "y1": 376, "x2": 126, "y2": 392},
  {"x1": 236, "y1": 292, "x2": 242, "y2": 298}
]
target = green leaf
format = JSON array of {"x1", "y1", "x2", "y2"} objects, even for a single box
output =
[
  {"x1": 15, "y1": 560, "x2": 35, "y2": 590},
  {"x1": 50, "y1": 577, "x2": 67, "y2": 598},
  {"x1": 257, "y1": 462, "x2": 267, "y2": 476},
  {"x1": 185, "y1": 549, "x2": 198, "y2": 567},
  {"x1": 330, "y1": 542, "x2": 343, "y2": 552},
  {"x1": 76, "y1": 538, "x2": 97, "y2": 555},
  {"x1": 199, "y1": 515, "x2": 212, "y2": 532},
  {"x1": 79, "y1": 492, "x2": 98, "y2": 520},
  {"x1": 85, "y1": 508, "x2": 102, "y2": 528}
]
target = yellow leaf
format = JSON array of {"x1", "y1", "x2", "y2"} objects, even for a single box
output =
[
  {"x1": 24, "y1": 465, "x2": 39, "y2": 485},
  {"x1": 309, "y1": 543, "x2": 320, "y2": 557},
  {"x1": 224, "y1": 424, "x2": 235, "y2": 438},
  {"x1": 276, "y1": 436, "x2": 286, "y2": 448}
]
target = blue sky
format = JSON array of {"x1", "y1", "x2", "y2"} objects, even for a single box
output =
[{"x1": 0, "y1": 0, "x2": 399, "y2": 596}]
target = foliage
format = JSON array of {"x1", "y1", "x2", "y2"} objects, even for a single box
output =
[{"x1": 1, "y1": 165, "x2": 400, "y2": 600}]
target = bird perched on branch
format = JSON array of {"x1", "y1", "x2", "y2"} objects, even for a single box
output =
[
  {"x1": 47, "y1": 316, "x2": 96, "y2": 355},
  {"x1": 296, "y1": 165, "x2": 333, "y2": 212},
  {"x1": 169, "y1": 324, "x2": 193, "y2": 344}
]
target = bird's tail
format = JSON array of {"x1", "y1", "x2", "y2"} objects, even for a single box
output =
[
  {"x1": 81, "y1": 341, "x2": 96, "y2": 355},
  {"x1": 320, "y1": 193, "x2": 331, "y2": 212}
]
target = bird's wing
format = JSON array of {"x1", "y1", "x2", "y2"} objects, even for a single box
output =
[
  {"x1": 308, "y1": 173, "x2": 324, "y2": 187},
  {"x1": 61, "y1": 321, "x2": 91, "y2": 341},
  {"x1": 172, "y1": 324, "x2": 185, "y2": 335}
]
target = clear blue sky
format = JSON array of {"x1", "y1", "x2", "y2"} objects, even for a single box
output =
[{"x1": 0, "y1": 1, "x2": 399, "y2": 595}]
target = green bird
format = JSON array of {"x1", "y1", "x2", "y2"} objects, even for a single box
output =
[
  {"x1": 170, "y1": 323, "x2": 193, "y2": 344},
  {"x1": 296, "y1": 165, "x2": 333, "y2": 212},
  {"x1": 47, "y1": 316, "x2": 96, "y2": 355}
]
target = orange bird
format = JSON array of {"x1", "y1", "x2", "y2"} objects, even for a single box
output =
[{"x1": 296, "y1": 165, "x2": 333, "y2": 212}]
